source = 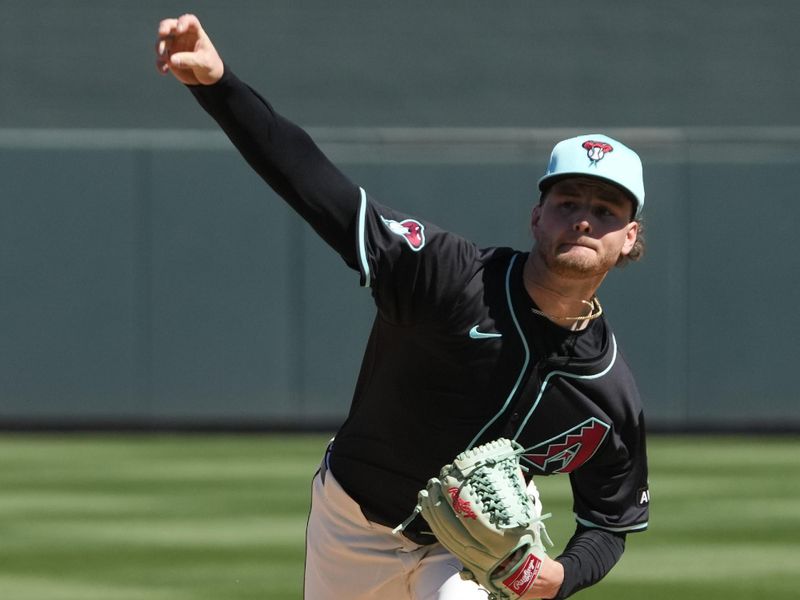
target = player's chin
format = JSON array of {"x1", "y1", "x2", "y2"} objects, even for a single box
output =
[
  {"x1": 555, "y1": 246, "x2": 623, "y2": 275},
  {"x1": 550, "y1": 253, "x2": 600, "y2": 276}
]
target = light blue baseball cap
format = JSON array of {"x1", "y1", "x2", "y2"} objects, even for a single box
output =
[{"x1": 538, "y1": 133, "x2": 645, "y2": 218}]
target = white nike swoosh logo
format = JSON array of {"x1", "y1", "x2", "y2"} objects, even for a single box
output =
[{"x1": 468, "y1": 326, "x2": 503, "y2": 340}]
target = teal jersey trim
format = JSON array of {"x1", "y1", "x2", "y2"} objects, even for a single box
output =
[
  {"x1": 513, "y1": 335, "x2": 618, "y2": 440},
  {"x1": 574, "y1": 514, "x2": 648, "y2": 533},
  {"x1": 467, "y1": 253, "x2": 529, "y2": 450},
  {"x1": 357, "y1": 187, "x2": 371, "y2": 288}
]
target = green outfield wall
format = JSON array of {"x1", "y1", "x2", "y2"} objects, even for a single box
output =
[
  {"x1": 2, "y1": 129, "x2": 798, "y2": 429},
  {"x1": 1, "y1": 2, "x2": 798, "y2": 429}
]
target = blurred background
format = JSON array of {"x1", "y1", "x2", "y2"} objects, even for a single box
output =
[
  {"x1": 2, "y1": 0, "x2": 799, "y2": 432},
  {"x1": 1, "y1": 3, "x2": 799, "y2": 600}
]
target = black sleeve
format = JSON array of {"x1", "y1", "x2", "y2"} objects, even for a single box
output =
[
  {"x1": 188, "y1": 67, "x2": 479, "y2": 325},
  {"x1": 554, "y1": 526, "x2": 626, "y2": 599},
  {"x1": 188, "y1": 67, "x2": 363, "y2": 269}
]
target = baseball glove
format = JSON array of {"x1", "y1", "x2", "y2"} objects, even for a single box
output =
[{"x1": 411, "y1": 439, "x2": 551, "y2": 599}]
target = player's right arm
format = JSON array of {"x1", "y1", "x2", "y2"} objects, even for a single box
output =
[
  {"x1": 155, "y1": 14, "x2": 481, "y2": 325},
  {"x1": 156, "y1": 14, "x2": 362, "y2": 267}
]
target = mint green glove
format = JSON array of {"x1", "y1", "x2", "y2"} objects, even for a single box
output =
[{"x1": 417, "y1": 439, "x2": 552, "y2": 600}]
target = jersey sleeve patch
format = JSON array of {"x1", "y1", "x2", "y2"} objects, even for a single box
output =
[
  {"x1": 380, "y1": 216, "x2": 426, "y2": 251},
  {"x1": 355, "y1": 190, "x2": 480, "y2": 325}
]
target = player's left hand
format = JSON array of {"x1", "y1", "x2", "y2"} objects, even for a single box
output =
[{"x1": 522, "y1": 555, "x2": 564, "y2": 599}]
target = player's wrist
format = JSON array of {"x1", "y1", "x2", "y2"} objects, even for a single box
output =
[{"x1": 530, "y1": 557, "x2": 564, "y2": 599}]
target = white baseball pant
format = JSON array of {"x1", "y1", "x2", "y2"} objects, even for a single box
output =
[{"x1": 303, "y1": 456, "x2": 488, "y2": 599}]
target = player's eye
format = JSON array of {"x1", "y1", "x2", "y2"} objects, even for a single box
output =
[
  {"x1": 559, "y1": 201, "x2": 578, "y2": 212},
  {"x1": 592, "y1": 203, "x2": 623, "y2": 220}
]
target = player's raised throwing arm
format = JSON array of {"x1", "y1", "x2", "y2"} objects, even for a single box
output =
[{"x1": 156, "y1": 14, "x2": 363, "y2": 266}]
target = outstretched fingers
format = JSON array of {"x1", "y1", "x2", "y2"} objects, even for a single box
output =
[
  {"x1": 154, "y1": 14, "x2": 223, "y2": 85},
  {"x1": 155, "y1": 18, "x2": 182, "y2": 74},
  {"x1": 157, "y1": 13, "x2": 202, "y2": 38},
  {"x1": 155, "y1": 15, "x2": 200, "y2": 66},
  {"x1": 157, "y1": 17, "x2": 179, "y2": 38}
]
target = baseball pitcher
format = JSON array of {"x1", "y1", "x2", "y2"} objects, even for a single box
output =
[{"x1": 156, "y1": 14, "x2": 650, "y2": 599}]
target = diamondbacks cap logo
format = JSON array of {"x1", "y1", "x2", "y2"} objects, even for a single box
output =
[
  {"x1": 502, "y1": 553, "x2": 542, "y2": 595},
  {"x1": 582, "y1": 140, "x2": 614, "y2": 165},
  {"x1": 522, "y1": 418, "x2": 611, "y2": 474},
  {"x1": 381, "y1": 216, "x2": 426, "y2": 251},
  {"x1": 447, "y1": 487, "x2": 477, "y2": 519}
]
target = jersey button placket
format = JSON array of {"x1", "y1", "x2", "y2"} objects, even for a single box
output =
[{"x1": 502, "y1": 364, "x2": 543, "y2": 441}]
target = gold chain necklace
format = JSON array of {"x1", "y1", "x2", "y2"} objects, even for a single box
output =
[{"x1": 530, "y1": 296, "x2": 603, "y2": 322}]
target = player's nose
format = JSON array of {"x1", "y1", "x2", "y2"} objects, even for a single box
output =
[{"x1": 572, "y1": 211, "x2": 592, "y2": 233}]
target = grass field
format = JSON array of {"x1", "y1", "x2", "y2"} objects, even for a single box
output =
[{"x1": 0, "y1": 434, "x2": 798, "y2": 599}]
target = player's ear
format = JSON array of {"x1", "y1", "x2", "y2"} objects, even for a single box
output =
[
  {"x1": 530, "y1": 203, "x2": 543, "y2": 238},
  {"x1": 620, "y1": 220, "x2": 639, "y2": 256}
]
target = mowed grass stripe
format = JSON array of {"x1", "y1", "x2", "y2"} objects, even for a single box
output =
[
  {"x1": 612, "y1": 542, "x2": 800, "y2": 580},
  {"x1": 2, "y1": 515, "x2": 308, "y2": 548},
  {"x1": 0, "y1": 434, "x2": 798, "y2": 599},
  {"x1": 0, "y1": 574, "x2": 196, "y2": 600},
  {"x1": 0, "y1": 434, "x2": 325, "y2": 600}
]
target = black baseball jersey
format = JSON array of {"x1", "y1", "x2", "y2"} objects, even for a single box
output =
[
  {"x1": 190, "y1": 68, "x2": 649, "y2": 598},
  {"x1": 331, "y1": 197, "x2": 649, "y2": 539}
]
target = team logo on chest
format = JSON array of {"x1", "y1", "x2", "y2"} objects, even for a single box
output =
[
  {"x1": 381, "y1": 216, "x2": 426, "y2": 251},
  {"x1": 522, "y1": 418, "x2": 611, "y2": 474}
]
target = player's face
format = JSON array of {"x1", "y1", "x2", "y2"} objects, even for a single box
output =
[{"x1": 531, "y1": 178, "x2": 638, "y2": 279}]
